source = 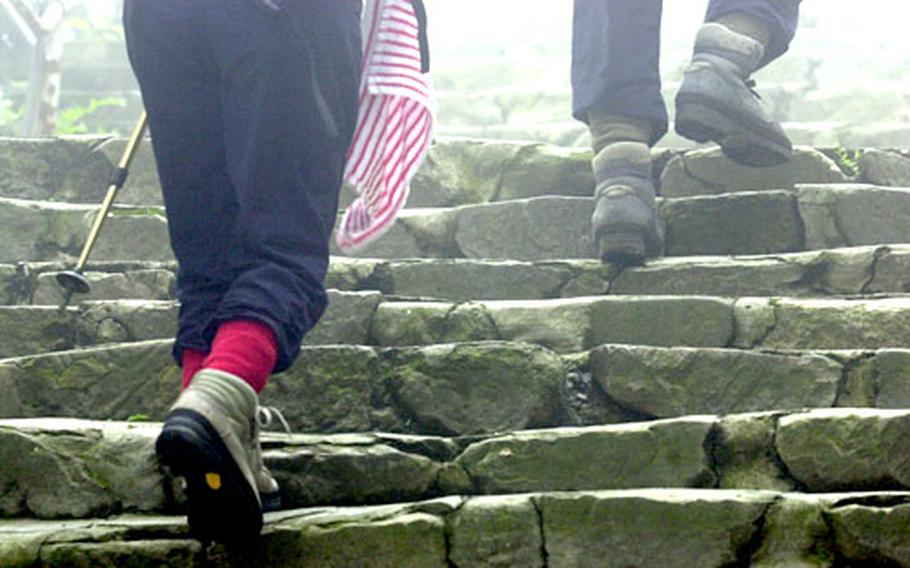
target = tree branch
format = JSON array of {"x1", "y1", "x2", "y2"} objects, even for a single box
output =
[{"x1": 3, "y1": 0, "x2": 42, "y2": 35}]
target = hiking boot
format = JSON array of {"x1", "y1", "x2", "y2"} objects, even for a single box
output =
[
  {"x1": 675, "y1": 22, "x2": 792, "y2": 167},
  {"x1": 156, "y1": 369, "x2": 280, "y2": 542},
  {"x1": 591, "y1": 142, "x2": 662, "y2": 266}
]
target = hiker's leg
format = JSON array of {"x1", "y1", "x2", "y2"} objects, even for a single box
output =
[
  {"x1": 705, "y1": 0, "x2": 800, "y2": 68},
  {"x1": 572, "y1": 0, "x2": 667, "y2": 146},
  {"x1": 572, "y1": 0, "x2": 664, "y2": 265},
  {"x1": 124, "y1": 0, "x2": 235, "y2": 373},
  {"x1": 204, "y1": 0, "x2": 361, "y2": 374}
]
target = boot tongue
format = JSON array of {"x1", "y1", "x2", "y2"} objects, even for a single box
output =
[{"x1": 692, "y1": 22, "x2": 765, "y2": 76}]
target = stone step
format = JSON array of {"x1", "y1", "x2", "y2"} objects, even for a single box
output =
[
  {"x1": 339, "y1": 184, "x2": 910, "y2": 261},
  {"x1": 2, "y1": 489, "x2": 910, "y2": 566},
  {"x1": 4, "y1": 245, "x2": 910, "y2": 305},
  {"x1": 7, "y1": 184, "x2": 910, "y2": 263},
  {"x1": 4, "y1": 336, "x2": 910, "y2": 433},
  {"x1": 6, "y1": 292, "x2": 910, "y2": 359},
  {"x1": 3, "y1": 410, "x2": 910, "y2": 522},
  {"x1": 0, "y1": 289, "x2": 380, "y2": 359},
  {"x1": 0, "y1": 137, "x2": 866, "y2": 209}
]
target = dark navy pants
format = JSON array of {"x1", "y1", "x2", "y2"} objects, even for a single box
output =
[
  {"x1": 124, "y1": 0, "x2": 361, "y2": 372},
  {"x1": 572, "y1": 0, "x2": 800, "y2": 145}
]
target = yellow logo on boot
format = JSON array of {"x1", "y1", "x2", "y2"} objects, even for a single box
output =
[{"x1": 206, "y1": 473, "x2": 222, "y2": 490}]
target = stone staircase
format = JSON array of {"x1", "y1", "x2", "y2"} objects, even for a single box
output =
[{"x1": 2, "y1": 137, "x2": 910, "y2": 566}]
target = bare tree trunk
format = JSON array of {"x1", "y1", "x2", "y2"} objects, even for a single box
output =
[{"x1": 3, "y1": 0, "x2": 72, "y2": 136}]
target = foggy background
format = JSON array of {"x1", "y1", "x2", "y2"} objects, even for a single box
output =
[{"x1": 1, "y1": 0, "x2": 908, "y2": 148}]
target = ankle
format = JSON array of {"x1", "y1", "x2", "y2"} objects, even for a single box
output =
[
  {"x1": 203, "y1": 320, "x2": 278, "y2": 394},
  {"x1": 587, "y1": 111, "x2": 653, "y2": 154}
]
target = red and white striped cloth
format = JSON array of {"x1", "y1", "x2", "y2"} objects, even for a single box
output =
[{"x1": 336, "y1": 0, "x2": 435, "y2": 253}]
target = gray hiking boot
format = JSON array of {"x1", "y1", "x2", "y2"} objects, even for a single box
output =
[
  {"x1": 156, "y1": 369, "x2": 281, "y2": 542},
  {"x1": 675, "y1": 22, "x2": 793, "y2": 167},
  {"x1": 591, "y1": 142, "x2": 662, "y2": 266}
]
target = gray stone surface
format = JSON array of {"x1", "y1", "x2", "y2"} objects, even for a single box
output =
[
  {"x1": 661, "y1": 147, "x2": 846, "y2": 198},
  {"x1": 867, "y1": 246, "x2": 910, "y2": 294},
  {"x1": 0, "y1": 197, "x2": 171, "y2": 264},
  {"x1": 377, "y1": 259, "x2": 570, "y2": 301},
  {"x1": 381, "y1": 342, "x2": 566, "y2": 435},
  {"x1": 827, "y1": 501, "x2": 910, "y2": 567},
  {"x1": 662, "y1": 190, "x2": 804, "y2": 256},
  {"x1": 777, "y1": 409, "x2": 910, "y2": 491},
  {"x1": 752, "y1": 495, "x2": 836, "y2": 567},
  {"x1": 735, "y1": 297, "x2": 910, "y2": 350},
  {"x1": 488, "y1": 296, "x2": 735, "y2": 353},
  {"x1": 0, "y1": 306, "x2": 78, "y2": 358},
  {"x1": 798, "y1": 184, "x2": 910, "y2": 250},
  {"x1": 32, "y1": 270, "x2": 175, "y2": 305},
  {"x1": 873, "y1": 350, "x2": 910, "y2": 409},
  {"x1": 537, "y1": 489, "x2": 774, "y2": 568},
  {"x1": 860, "y1": 149, "x2": 910, "y2": 187},
  {"x1": 592, "y1": 345, "x2": 840, "y2": 418},
  {"x1": 454, "y1": 197, "x2": 595, "y2": 261},
  {"x1": 457, "y1": 418, "x2": 716, "y2": 494},
  {"x1": 713, "y1": 412, "x2": 794, "y2": 492},
  {"x1": 449, "y1": 496, "x2": 544, "y2": 568},
  {"x1": 305, "y1": 291, "x2": 383, "y2": 345}
]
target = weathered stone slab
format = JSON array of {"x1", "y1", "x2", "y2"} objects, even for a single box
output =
[
  {"x1": 305, "y1": 291, "x2": 383, "y2": 346},
  {"x1": 496, "y1": 143, "x2": 593, "y2": 201},
  {"x1": 867, "y1": 245, "x2": 910, "y2": 294},
  {"x1": 454, "y1": 197, "x2": 594, "y2": 261},
  {"x1": 0, "y1": 419, "x2": 164, "y2": 519},
  {"x1": 0, "y1": 418, "x2": 454, "y2": 519},
  {"x1": 375, "y1": 259, "x2": 571, "y2": 301},
  {"x1": 873, "y1": 350, "x2": 910, "y2": 409},
  {"x1": 457, "y1": 418, "x2": 716, "y2": 494},
  {"x1": 735, "y1": 297, "x2": 910, "y2": 350},
  {"x1": 488, "y1": 296, "x2": 735, "y2": 353},
  {"x1": 860, "y1": 149, "x2": 910, "y2": 187},
  {"x1": 381, "y1": 342, "x2": 566, "y2": 436},
  {"x1": 32, "y1": 269, "x2": 176, "y2": 305},
  {"x1": 661, "y1": 147, "x2": 846, "y2": 198},
  {"x1": 662, "y1": 190, "x2": 804, "y2": 256},
  {"x1": 777, "y1": 409, "x2": 910, "y2": 491},
  {"x1": 613, "y1": 246, "x2": 883, "y2": 297},
  {"x1": 0, "y1": 197, "x2": 171, "y2": 264},
  {"x1": 370, "y1": 302, "x2": 498, "y2": 347},
  {"x1": 713, "y1": 413, "x2": 795, "y2": 492},
  {"x1": 0, "y1": 306, "x2": 77, "y2": 358},
  {"x1": 537, "y1": 489, "x2": 774, "y2": 568},
  {"x1": 0, "y1": 137, "x2": 162, "y2": 205},
  {"x1": 828, "y1": 500, "x2": 910, "y2": 567},
  {"x1": 798, "y1": 184, "x2": 910, "y2": 250},
  {"x1": 77, "y1": 300, "x2": 179, "y2": 345},
  {"x1": 449, "y1": 495, "x2": 543, "y2": 568},
  {"x1": 336, "y1": 208, "x2": 460, "y2": 259},
  {"x1": 593, "y1": 345, "x2": 840, "y2": 418},
  {"x1": 752, "y1": 494, "x2": 837, "y2": 567}
]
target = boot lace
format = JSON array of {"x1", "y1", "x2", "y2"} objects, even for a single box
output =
[{"x1": 257, "y1": 406, "x2": 292, "y2": 437}]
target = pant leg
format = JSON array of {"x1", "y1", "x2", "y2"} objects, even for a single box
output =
[
  {"x1": 125, "y1": 0, "x2": 361, "y2": 373},
  {"x1": 705, "y1": 0, "x2": 801, "y2": 68},
  {"x1": 205, "y1": 0, "x2": 362, "y2": 372},
  {"x1": 571, "y1": 0, "x2": 667, "y2": 146},
  {"x1": 123, "y1": 0, "x2": 237, "y2": 363}
]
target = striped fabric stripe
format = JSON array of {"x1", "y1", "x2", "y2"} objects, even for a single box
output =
[{"x1": 336, "y1": 0, "x2": 435, "y2": 253}]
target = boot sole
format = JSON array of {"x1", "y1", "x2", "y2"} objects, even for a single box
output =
[
  {"x1": 157, "y1": 409, "x2": 263, "y2": 542},
  {"x1": 675, "y1": 98, "x2": 791, "y2": 167},
  {"x1": 597, "y1": 225, "x2": 651, "y2": 267}
]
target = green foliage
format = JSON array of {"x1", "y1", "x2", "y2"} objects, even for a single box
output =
[
  {"x1": 0, "y1": 87, "x2": 23, "y2": 136},
  {"x1": 126, "y1": 413, "x2": 151, "y2": 422},
  {"x1": 56, "y1": 97, "x2": 126, "y2": 135},
  {"x1": 832, "y1": 148, "x2": 863, "y2": 177}
]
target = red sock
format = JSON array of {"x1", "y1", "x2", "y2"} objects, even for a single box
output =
[
  {"x1": 181, "y1": 349, "x2": 207, "y2": 390},
  {"x1": 201, "y1": 320, "x2": 278, "y2": 393}
]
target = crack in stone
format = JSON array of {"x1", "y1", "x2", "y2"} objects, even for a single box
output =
[
  {"x1": 770, "y1": 413, "x2": 810, "y2": 493},
  {"x1": 679, "y1": 153, "x2": 727, "y2": 195},
  {"x1": 530, "y1": 495, "x2": 549, "y2": 568},
  {"x1": 736, "y1": 495, "x2": 781, "y2": 567},
  {"x1": 860, "y1": 245, "x2": 891, "y2": 295}
]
